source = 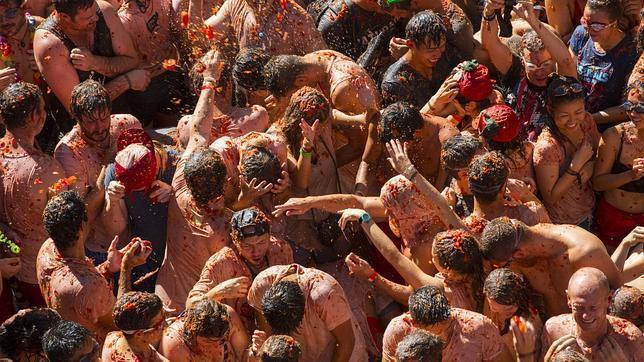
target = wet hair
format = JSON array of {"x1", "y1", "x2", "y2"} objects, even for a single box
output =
[
  {"x1": 0, "y1": 308, "x2": 61, "y2": 359},
  {"x1": 545, "y1": 75, "x2": 586, "y2": 142},
  {"x1": 520, "y1": 31, "x2": 545, "y2": 54},
  {"x1": 69, "y1": 79, "x2": 111, "y2": 122},
  {"x1": 609, "y1": 286, "x2": 644, "y2": 326},
  {"x1": 378, "y1": 102, "x2": 424, "y2": 143},
  {"x1": 261, "y1": 281, "x2": 306, "y2": 334},
  {"x1": 586, "y1": 0, "x2": 623, "y2": 22},
  {"x1": 184, "y1": 149, "x2": 227, "y2": 205},
  {"x1": 0, "y1": 82, "x2": 42, "y2": 129},
  {"x1": 440, "y1": 135, "x2": 482, "y2": 177},
  {"x1": 263, "y1": 55, "x2": 307, "y2": 97},
  {"x1": 395, "y1": 329, "x2": 443, "y2": 362},
  {"x1": 113, "y1": 292, "x2": 163, "y2": 331},
  {"x1": 52, "y1": 0, "x2": 94, "y2": 18},
  {"x1": 230, "y1": 206, "x2": 271, "y2": 243},
  {"x1": 467, "y1": 152, "x2": 509, "y2": 203},
  {"x1": 408, "y1": 286, "x2": 451, "y2": 327},
  {"x1": 42, "y1": 191, "x2": 88, "y2": 250},
  {"x1": 433, "y1": 230, "x2": 484, "y2": 312},
  {"x1": 234, "y1": 47, "x2": 270, "y2": 91},
  {"x1": 190, "y1": 58, "x2": 232, "y2": 95},
  {"x1": 552, "y1": 348, "x2": 590, "y2": 362},
  {"x1": 483, "y1": 268, "x2": 547, "y2": 334},
  {"x1": 42, "y1": 321, "x2": 93, "y2": 362},
  {"x1": 259, "y1": 335, "x2": 302, "y2": 362},
  {"x1": 280, "y1": 86, "x2": 330, "y2": 155},
  {"x1": 183, "y1": 299, "x2": 230, "y2": 345},
  {"x1": 480, "y1": 217, "x2": 522, "y2": 263},
  {"x1": 405, "y1": 10, "x2": 447, "y2": 47},
  {"x1": 240, "y1": 146, "x2": 282, "y2": 185}
]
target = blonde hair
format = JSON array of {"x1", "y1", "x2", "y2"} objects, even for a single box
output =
[{"x1": 115, "y1": 144, "x2": 151, "y2": 169}]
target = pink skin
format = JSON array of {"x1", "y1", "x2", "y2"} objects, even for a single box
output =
[
  {"x1": 522, "y1": 49, "x2": 555, "y2": 87},
  {"x1": 568, "y1": 287, "x2": 610, "y2": 334},
  {"x1": 65, "y1": 4, "x2": 99, "y2": 33},
  {"x1": 550, "y1": 98, "x2": 587, "y2": 132},
  {"x1": 233, "y1": 233, "x2": 270, "y2": 267},
  {"x1": 626, "y1": 90, "x2": 643, "y2": 128},
  {"x1": 487, "y1": 298, "x2": 519, "y2": 323}
]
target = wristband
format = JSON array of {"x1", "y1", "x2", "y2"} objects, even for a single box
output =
[
  {"x1": 450, "y1": 113, "x2": 462, "y2": 125},
  {"x1": 368, "y1": 272, "x2": 378, "y2": 283},
  {"x1": 124, "y1": 73, "x2": 132, "y2": 89},
  {"x1": 300, "y1": 147, "x2": 313, "y2": 157},
  {"x1": 403, "y1": 165, "x2": 418, "y2": 180},
  {"x1": 359, "y1": 212, "x2": 372, "y2": 224},
  {"x1": 482, "y1": 10, "x2": 497, "y2": 21}
]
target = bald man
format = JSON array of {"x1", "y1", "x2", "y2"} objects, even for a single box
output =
[
  {"x1": 540, "y1": 268, "x2": 643, "y2": 361},
  {"x1": 480, "y1": 218, "x2": 622, "y2": 317}
]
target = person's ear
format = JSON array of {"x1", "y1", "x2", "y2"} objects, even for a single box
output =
[
  {"x1": 405, "y1": 39, "x2": 415, "y2": 49},
  {"x1": 566, "y1": 289, "x2": 571, "y2": 307}
]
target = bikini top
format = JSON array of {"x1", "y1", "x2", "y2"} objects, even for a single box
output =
[{"x1": 610, "y1": 126, "x2": 644, "y2": 193}]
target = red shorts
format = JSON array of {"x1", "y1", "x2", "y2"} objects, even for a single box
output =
[{"x1": 596, "y1": 197, "x2": 644, "y2": 247}]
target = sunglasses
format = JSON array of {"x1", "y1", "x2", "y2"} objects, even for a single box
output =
[
  {"x1": 623, "y1": 101, "x2": 644, "y2": 114},
  {"x1": 523, "y1": 59, "x2": 554, "y2": 72},
  {"x1": 580, "y1": 17, "x2": 616, "y2": 32},
  {"x1": 551, "y1": 82, "x2": 585, "y2": 97}
]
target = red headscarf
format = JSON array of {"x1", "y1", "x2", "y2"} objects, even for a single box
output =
[
  {"x1": 475, "y1": 105, "x2": 520, "y2": 143},
  {"x1": 457, "y1": 60, "x2": 494, "y2": 102},
  {"x1": 115, "y1": 129, "x2": 157, "y2": 191}
]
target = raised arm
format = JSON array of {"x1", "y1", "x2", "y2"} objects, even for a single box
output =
[
  {"x1": 611, "y1": 227, "x2": 644, "y2": 277},
  {"x1": 273, "y1": 194, "x2": 386, "y2": 219},
  {"x1": 356, "y1": 116, "x2": 383, "y2": 195},
  {"x1": 480, "y1": 0, "x2": 513, "y2": 76},
  {"x1": 544, "y1": 0, "x2": 575, "y2": 42},
  {"x1": 345, "y1": 253, "x2": 413, "y2": 305}
]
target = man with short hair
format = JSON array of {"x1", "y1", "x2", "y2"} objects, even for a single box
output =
[
  {"x1": 480, "y1": 218, "x2": 622, "y2": 316},
  {"x1": 42, "y1": 321, "x2": 101, "y2": 362},
  {"x1": 101, "y1": 292, "x2": 168, "y2": 361},
  {"x1": 53, "y1": 79, "x2": 141, "y2": 261},
  {"x1": 258, "y1": 335, "x2": 302, "y2": 362},
  {"x1": 0, "y1": 82, "x2": 66, "y2": 308},
  {"x1": 248, "y1": 264, "x2": 368, "y2": 361},
  {"x1": 540, "y1": 268, "x2": 643, "y2": 361},
  {"x1": 36, "y1": 191, "x2": 151, "y2": 340},
  {"x1": 34, "y1": 0, "x2": 148, "y2": 151},
  {"x1": 187, "y1": 207, "x2": 293, "y2": 331},
  {"x1": 396, "y1": 329, "x2": 444, "y2": 362},
  {"x1": 382, "y1": 286, "x2": 508, "y2": 361},
  {"x1": 0, "y1": 308, "x2": 62, "y2": 360}
]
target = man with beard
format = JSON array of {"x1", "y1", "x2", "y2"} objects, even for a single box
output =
[
  {"x1": 53, "y1": 80, "x2": 141, "y2": 264},
  {"x1": 540, "y1": 268, "x2": 643, "y2": 361},
  {"x1": 0, "y1": 0, "x2": 41, "y2": 89},
  {"x1": 33, "y1": 0, "x2": 149, "y2": 151}
]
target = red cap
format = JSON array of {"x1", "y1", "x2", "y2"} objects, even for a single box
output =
[
  {"x1": 117, "y1": 128, "x2": 154, "y2": 152},
  {"x1": 115, "y1": 148, "x2": 157, "y2": 192},
  {"x1": 457, "y1": 60, "x2": 494, "y2": 102},
  {"x1": 475, "y1": 105, "x2": 520, "y2": 143}
]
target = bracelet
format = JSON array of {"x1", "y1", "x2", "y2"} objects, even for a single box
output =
[
  {"x1": 565, "y1": 167, "x2": 582, "y2": 184},
  {"x1": 368, "y1": 272, "x2": 378, "y2": 283},
  {"x1": 124, "y1": 73, "x2": 132, "y2": 89},
  {"x1": 450, "y1": 113, "x2": 462, "y2": 125},
  {"x1": 482, "y1": 10, "x2": 497, "y2": 21},
  {"x1": 300, "y1": 147, "x2": 313, "y2": 157},
  {"x1": 403, "y1": 165, "x2": 418, "y2": 180}
]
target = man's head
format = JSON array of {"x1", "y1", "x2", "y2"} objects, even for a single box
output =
[
  {"x1": 261, "y1": 280, "x2": 306, "y2": 334},
  {"x1": 240, "y1": 146, "x2": 282, "y2": 186},
  {"x1": 552, "y1": 348, "x2": 590, "y2": 362},
  {"x1": 520, "y1": 31, "x2": 553, "y2": 87},
  {"x1": 183, "y1": 299, "x2": 230, "y2": 344},
  {"x1": 483, "y1": 268, "x2": 531, "y2": 322},
  {"x1": 405, "y1": 11, "x2": 447, "y2": 69},
  {"x1": 431, "y1": 230, "x2": 482, "y2": 282},
  {"x1": 115, "y1": 144, "x2": 157, "y2": 192},
  {"x1": 408, "y1": 286, "x2": 451, "y2": 328},
  {"x1": 233, "y1": 47, "x2": 270, "y2": 92},
  {"x1": 440, "y1": 134, "x2": 482, "y2": 180},
  {"x1": 566, "y1": 268, "x2": 611, "y2": 333},
  {"x1": 280, "y1": 86, "x2": 330, "y2": 154},
  {"x1": 609, "y1": 286, "x2": 643, "y2": 327},
  {"x1": 70, "y1": 80, "x2": 112, "y2": 144},
  {"x1": 231, "y1": 207, "x2": 271, "y2": 267},
  {"x1": 480, "y1": 217, "x2": 523, "y2": 266},
  {"x1": 263, "y1": 55, "x2": 308, "y2": 98},
  {"x1": 53, "y1": 0, "x2": 98, "y2": 32},
  {"x1": 259, "y1": 335, "x2": 302, "y2": 362},
  {"x1": 184, "y1": 149, "x2": 227, "y2": 206},
  {"x1": 395, "y1": 329, "x2": 443, "y2": 362},
  {"x1": 42, "y1": 321, "x2": 99, "y2": 362},
  {"x1": 467, "y1": 152, "x2": 509, "y2": 203},
  {"x1": 43, "y1": 191, "x2": 88, "y2": 251},
  {"x1": 0, "y1": 308, "x2": 61, "y2": 360},
  {"x1": 0, "y1": 0, "x2": 24, "y2": 36},
  {"x1": 378, "y1": 102, "x2": 424, "y2": 143},
  {"x1": 113, "y1": 292, "x2": 164, "y2": 336},
  {"x1": 0, "y1": 82, "x2": 45, "y2": 133}
]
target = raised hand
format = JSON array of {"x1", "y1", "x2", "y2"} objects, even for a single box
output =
[
  {"x1": 338, "y1": 208, "x2": 366, "y2": 230},
  {"x1": 273, "y1": 198, "x2": 314, "y2": 218},
  {"x1": 385, "y1": 139, "x2": 414, "y2": 177},
  {"x1": 210, "y1": 276, "x2": 251, "y2": 300},
  {"x1": 345, "y1": 252, "x2": 375, "y2": 280}
]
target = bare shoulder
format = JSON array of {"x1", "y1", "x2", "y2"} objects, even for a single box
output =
[
  {"x1": 96, "y1": 0, "x2": 118, "y2": 16},
  {"x1": 543, "y1": 314, "x2": 574, "y2": 339}
]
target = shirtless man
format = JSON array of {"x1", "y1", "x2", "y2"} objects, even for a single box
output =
[
  {"x1": 248, "y1": 264, "x2": 369, "y2": 361},
  {"x1": 190, "y1": 0, "x2": 325, "y2": 56},
  {"x1": 480, "y1": 217, "x2": 622, "y2": 317},
  {"x1": 36, "y1": 191, "x2": 151, "y2": 341},
  {"x1": 541, "y1": 268, "x2": 643, "y2": 361},
  {"x1": 33, "y1": 0, "x2": 148, "y2": 151},
  {"x1": 53, "y1": 80, "x2": 141, "y2": 261},
  {"x1": 0, "y1": 0, "x2": 41, "y2": 87},
  {"x1": 382, "y1": 285, "x2": 509, "y2": 361},
  {"x1": 101, "y1": 292, "x2": 169, "y2": 362},
  {"x1": 187, "y1": 207, "x2": 293, "y2": 332},
  {"x1": 463, "y1": 151, "x2": 550, "y2": 236},
  {"x1": 0, "y1": 83, "x2": 65, "y2": 308},
  {"x1": 358, "y1": 101, "x2": 458, "y2": 195},
  {"x1": 42, "y1": 321, "x2": 101, "y2": 362},
  {"x1": 159, "y1": 298, "x2": 249, "y2": 361},
  {"x1": 154, "y1": 51, "x2": 231, "y2": 314}
]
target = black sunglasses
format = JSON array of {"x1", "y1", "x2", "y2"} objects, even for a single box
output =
[{"x1": 551, "y1": 82, "x2": 585, "y2": 97}]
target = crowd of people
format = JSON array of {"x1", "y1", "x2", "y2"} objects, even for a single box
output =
[{"x1": 0, "y1": 0, "x2": 642, "y2": 360}]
